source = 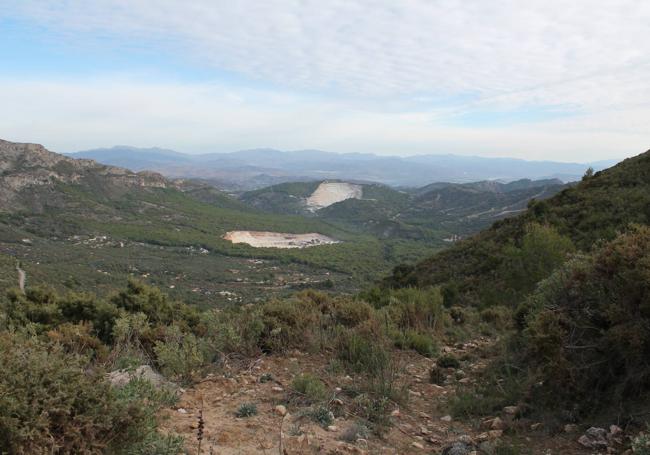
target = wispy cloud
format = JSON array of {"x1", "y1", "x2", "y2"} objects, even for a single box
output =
[{"x1": 0, "y1": 0, "x2": 649, "y2": 159}]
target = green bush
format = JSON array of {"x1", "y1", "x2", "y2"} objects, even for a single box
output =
[
  {"x1": 386, "y1": 287, "x2": 446, "y2": 333},
  {"x1": 632, "y1": 431, "x2": 650, "y2": 455},
  {"x1": 480, "y1": 305, "x2": 513, "y2": 330},
  {"x1": 153, "y1": 325, "x2": 207, "y2": 384},
  {"x1": 393, "y1": 329, "x2": 437, "y2": 357},
  {"x1": 332, "y1": 299, "x2": 374, "y2": 327},
  {"x1": 292, "y1": 373, "x2": 327, "y2": 402},
  {"x1": 0, "y1": 332, "x2": 162, "y2": 454},
  {"x1": 351, "y1": 394, "x2": 391, "y2": 430},
  {"x1": 335, "y1": 328, "x2": 390, "y2": 376},
  {"x1": 199, "y1": 307, "x2": 264, "y2": 357},
  {"x1": 519, "y1": 227, "x2": 650, "y2": 415},
  {"x1": 235, "y1": 402, "x2": 258, "y2": 418},
  {"x1": 437, "y1": 354, "x2": 460, "y2": 369},
  {"x1": 308, "y1": 406, "x2": 334, "y2": 427},
  {"x1": 258, "y1": 297, "x2": 321, "y2": 352}
]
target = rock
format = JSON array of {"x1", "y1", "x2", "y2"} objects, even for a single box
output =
[
  {"x1": 441, "y1": 441, "x2": 474, "y2": 455},
  {"x1": 274, "y1": 405, "x2": 287, "y2": 416},
  {"x1": 530, "y1": 422, "x2": 543, "y2": 430},
  {"x1": 390, "y1": 409, "x2": 401, "y2": 417},
  {"x1": 457, "y1": 435, "x2": 474, "y2": 444},
  {"x1": 327, "y1": 425, "x2": 339, "y2": 432},
  {"x1": 409, "y1": 389, "x2": 422, "y2": 397},
  {"x1": 271, "y1": 386, "x2": 284, "y2": 392},
  {"x1": 609, "y1": 424, "x2": 623, "y2": 437},
  {"x1": 502, "y1": 406, "x2": 519, "y2": 415},
  {"x1": 440, "y1": 415, "x2": 453, "y2": 422},
  {"x1": 177, "y1": 408, "x2": 188, "y2": 414},
  {"x1": 356, "y1": 438, "x2": 368, "y2": 449},
  {"x1": 488, "y1": 430, "x2": 503, "y2": 439},
  {"x1": 564, "y1": 424, "x2": 579, "y2": 433},
  {"x1": 578, "y1": 427, "x2": 609, "y2": 449},
  {"x1": 107, "y1": 365, "x2": 171, "y2": 390},
  {"x1": 411, "y1": 441, "x2": 424, "y2": 449},
  {"x1": 490, "y1": 417, "x2": 505, "y2": 430},
  {"x1": 420, "y1": 426, "x2": 431, "y2": 435}
]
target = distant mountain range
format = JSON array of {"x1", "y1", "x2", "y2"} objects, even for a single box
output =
[{"x1": 68, "y1": 146, "x2": 618, "y2": 190}]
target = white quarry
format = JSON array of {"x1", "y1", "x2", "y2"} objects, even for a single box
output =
[
  {"x1": 305, "y1": 182, "x2": 362, "y2": 211},
  {"x1": 224, "y1": 231, "x2": 338, "y2": 248}
]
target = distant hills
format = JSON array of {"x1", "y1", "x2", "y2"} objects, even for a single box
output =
[
  {"x1": 1, "y1": 138, "x2": 578, "y2": 304},
  {"x1": 240, "y1": 178, "x2": 567, "y2": 238},
  {"x1": 68, "y1": 146, "x2": 616, "y2": 190}
]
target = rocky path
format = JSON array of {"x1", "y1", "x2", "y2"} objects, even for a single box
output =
[{"x1": 158, "y1": 339, "x2": 612, "y2": 454}]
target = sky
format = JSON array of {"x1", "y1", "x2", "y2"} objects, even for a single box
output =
[{"x1": 0, "y1": 0, "x2": 649, "y2": 161}]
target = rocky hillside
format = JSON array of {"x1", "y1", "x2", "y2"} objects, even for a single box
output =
[{"x1": 0, "y1": 139, "x2": 175, "y2": 212}]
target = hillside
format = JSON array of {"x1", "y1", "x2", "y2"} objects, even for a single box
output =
[
  {"x1": 243, "y1": 177, "x2": 566, "y2": 239},
  {"x1": 384, "y1": 149, "x2": 650, "y2": 306},
  {"x1": 0, "y1": 140, "x2": 444, "y2": 304}
]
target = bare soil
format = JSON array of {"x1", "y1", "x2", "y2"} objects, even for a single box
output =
[
  {"x1": 306, "y1": 182, "x2": 363, "y2": 211},
  {"x1": 224, "y1": 231, "x2": 339, "y2": 249},
  {"x1": 159, "y1": 338, "x2": 597, "y2": 454}
]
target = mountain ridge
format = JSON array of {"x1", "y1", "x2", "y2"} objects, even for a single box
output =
[{"x1": 68, "y1": 145, "x2": 617, "y2": 189}]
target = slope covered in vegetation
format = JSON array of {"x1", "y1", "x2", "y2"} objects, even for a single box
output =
[{"x1": 384, "y1": 150, "x2": 650, "y2": 307}]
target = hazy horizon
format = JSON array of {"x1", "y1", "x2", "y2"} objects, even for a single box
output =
[
  {"x1": 65, "y1": 143, "x2": 621, "y2": 166},
  {"x1": 2, "y1": 1, "x2": 649, "y2": 161}
]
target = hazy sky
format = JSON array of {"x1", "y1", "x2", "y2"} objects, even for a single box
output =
[{"x1": 1, "y1": 1, "x2": 649, "y2": 161}]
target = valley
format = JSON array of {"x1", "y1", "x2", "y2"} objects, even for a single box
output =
[
  {"x1": 2, "y1": 139, "x2": 649, "y2": 455},
  {"x1": 0, "y1": 139, "x2": 566, "y2": 305}
]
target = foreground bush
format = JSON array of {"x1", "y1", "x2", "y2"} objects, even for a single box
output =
[
  {"x1": 492, "y1": 227, "x2": 650, "y2": 418},
  {"x1": 0, "y1": 332, "x2": 168, "y2": 454}
]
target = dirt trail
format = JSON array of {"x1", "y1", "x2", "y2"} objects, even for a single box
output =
[{"x1": 159, "y1": 338, "x2": 592, "y2": 454}]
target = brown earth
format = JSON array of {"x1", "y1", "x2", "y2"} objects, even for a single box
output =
[{"x1": 159, "y1": 338, "x2": 599, "y2": 454}]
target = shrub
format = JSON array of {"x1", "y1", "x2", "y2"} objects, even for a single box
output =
[
  {"x1": 393, "y1": 330, "x2": 437, "y2": 357},
  {"x1": 339, "y1": 422, "x2": 370, "y2": 442},
  {"x1": 258, "y1": 297, "x2": 321, "y2": 352},
  {"x1": 153, "y1": 325, "x2": 206, "y2": 384},
  {"x1": 110, "y1": 279, "x2": 200, "y2": 329},
  {"x1": 46, "y1": 321, "x2": 109, "y2": 361},
  {"x1": 335, "y1": 329, "x2": 390, "y2": 376},
  {"x1": 480, "y1": 305, "x2": 513, "y2": 330},
  {"x1": 437, "y1": 354, "x2": 460, "y2": 369},
  {"x1": 632, "y1": 431, "x2": 650, "y2": 455},
  {"x1": 235, "y1": 403, "x2": 258, "y2": 418},
  {"x1": 0, "y1": 332, "x2": 159, "y2": 454},
  {"x1": 429, "y1": 366, "x2": 445, "y2": 385},
  {"x1": 351, "y1": 394, "x2": 391, "y2": 430},
  {"x1": 332, "y1": 299, "x2": 374, "y2": 327},
  {"x1": 199, "y1": 307, "x2": 264, "y2": 357},
  {"x1": 308, "y1": 406, "x2": 333, "y2": 427},
  {"x1": 386, "y1": 287, "x2": 445, "y2": 333},
  {"x1": 1, "y1": 287, "x2": 120, "y2": 342},
  {"x1": 518, "y1": 227, "x2": 650, "y2": 415},
  {"x1": 292, "y1": 373, "x2": 327, "y2": 402}
]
